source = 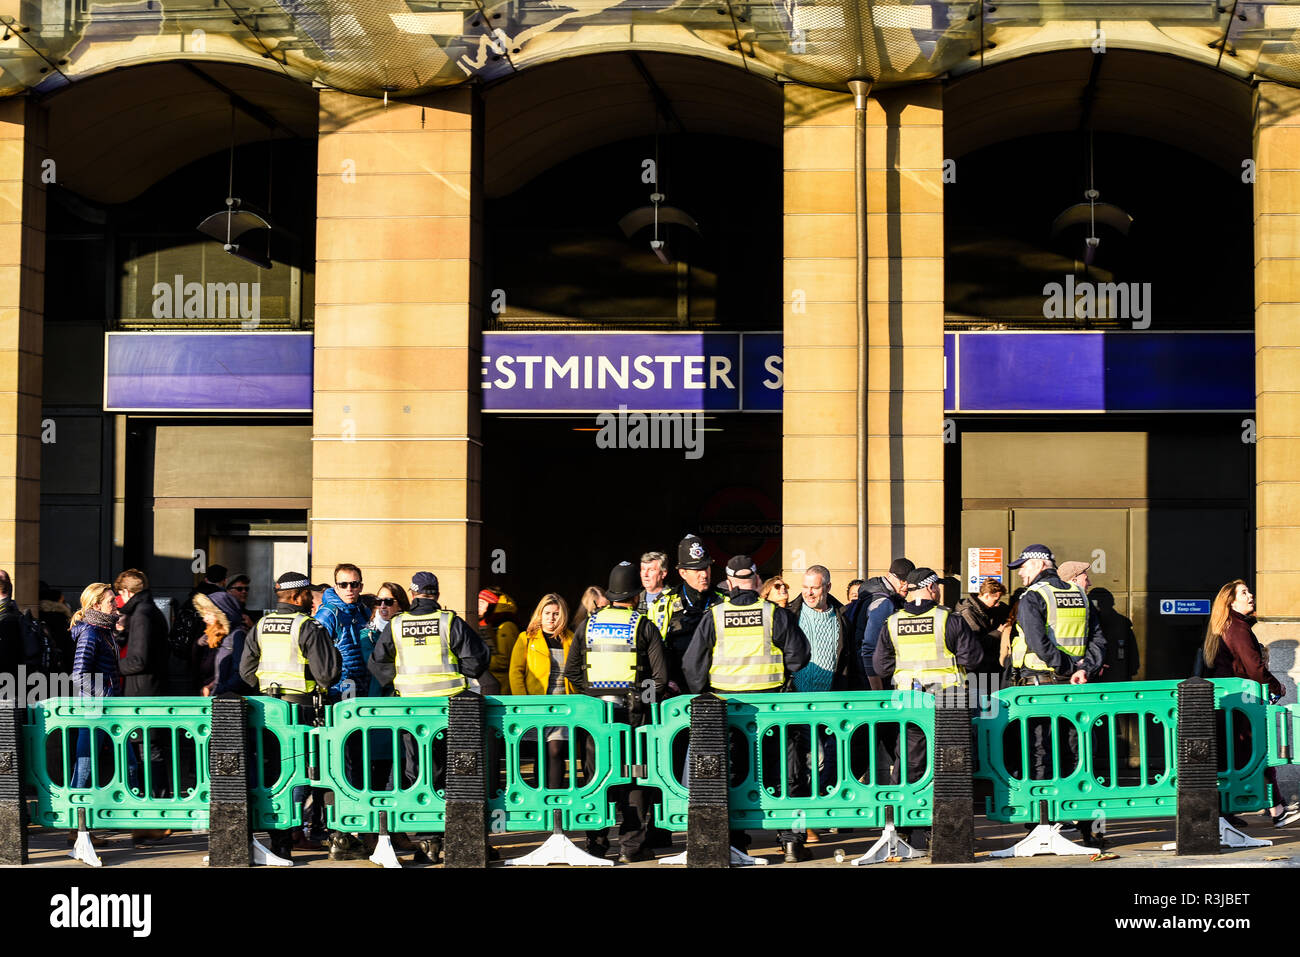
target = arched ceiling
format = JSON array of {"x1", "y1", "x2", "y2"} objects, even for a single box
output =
[
  {"x1": 44, "y1": 60, "x2": 317, "y2": 203},
  {"x1": 484, "y1": 52, "x2": 782, "y2": 198},
  {"x1": 4, "y1": 1, "x2": 1300, "y2": 100},
  {"x1": 946, "y1": 49, "x2": 1253, "y2": 172}
]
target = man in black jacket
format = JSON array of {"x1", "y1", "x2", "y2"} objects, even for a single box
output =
[
  {"x1": 684, "y1": 555, "x2": 811, "y2": 861},
  {"x1": 647, "y1": 534, "x2": 726, "y2": 695},
  {"x1": 116, "y1": 570, "x2": 170, "y2": 698},
  {"x1": 845, "y1": 558, "x2": 914, "y2": 690},
  {"x1": 563, "y1": 561, "x2": 668, "y2": 862}
]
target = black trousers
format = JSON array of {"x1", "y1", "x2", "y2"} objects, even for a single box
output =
[{"x1": 584, "y1": 704, "x2": 649, "y2": 855}]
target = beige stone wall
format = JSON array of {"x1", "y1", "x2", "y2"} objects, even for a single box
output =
[
  {"x1": 782, "y1": 87, "x2": 860, "y2": 588},
  {"x1": 0, "y1": 99, "x2": 44, "y2": 610},
  {"x1": 781, "y1": 84, "x2": 944, "y2": 590},
  {"x1": 865, "y1": 86, "x2": 945, "y2": 577},
  {"x1": 312, "y1": 90, "x2": 482, "y2": 614}
]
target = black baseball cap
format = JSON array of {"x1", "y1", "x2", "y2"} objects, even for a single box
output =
[
  {"x1": 889, "y1": 558, "x2": 916, "y2": 579},
  {"x1": 905, "y1": 567, "x2": 939, "y2": 590},
  {"x1": 605, "y1": 562, "x2": 640, "y2": 602},
  {"x1": 1008, "y1": 545, "x2": 1054, "y2": 569},
  {"x1": 410, "y1": 571, "x2": 440, "y2": 594},
  {"x1": 725, "y1": 555, "x2": 758, "y2": 580},
  {"x1": 677, "y1": 534, "x2": 712, "y2": 570}
]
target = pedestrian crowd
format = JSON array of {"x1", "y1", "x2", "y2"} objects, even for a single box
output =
[{"x1": 2, "y1": 534, "x2": 1295, "y2": 864}]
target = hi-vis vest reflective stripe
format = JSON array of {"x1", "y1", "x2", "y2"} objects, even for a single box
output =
[
  {"x1": 1013, "y1": 581, "x2": 1090, "y2": 670},
  {"x1": 585, "y1": 606, "x2": 640, "y2": 690},
  {"x1": 392, "y1": 611, "x2": 465, "y2": 697},
  {"x1": 888, "y1": 606, "x2": 962, "y2": 690},
  {"x1": 647, "y1": 591, "x2": 680, "y2": 639},
  {"x1": 255, "y1": 612, "x2": 314, "y2": 694},
  {"x1": 709, "y1": 599, "x2": 782, "y2": 692}
]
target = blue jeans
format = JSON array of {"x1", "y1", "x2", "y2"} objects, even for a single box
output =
[{"x1": 71, "y1": 728, "x2": 140, "y2": 790}]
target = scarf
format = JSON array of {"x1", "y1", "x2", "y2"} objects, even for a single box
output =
[{"x1": 83, "y1": 608, "x2": 118, "y2": 629}]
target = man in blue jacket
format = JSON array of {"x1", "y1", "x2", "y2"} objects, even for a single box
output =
[{"x1": 313, "y1": 562, "x2": 371, "y2": 859}]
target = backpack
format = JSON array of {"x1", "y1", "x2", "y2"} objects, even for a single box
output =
[{"x1": 20, "y1": 610, "x2": 61, "y2": 674}]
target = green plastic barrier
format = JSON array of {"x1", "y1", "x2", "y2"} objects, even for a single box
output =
[
  {"x1": 641, "y1": 691, "x2": 937, "y2": 833},
  {"x1": 316, "y1": 696, "x2": 449, "y2": 834},
  {"x1": 488, "y1": 693, "x2": 629, "y2": 832},
  {"x1": 247, "y1": 695, "x2": 315, "y2": 831},
  {"x1": 24, "y1": 697, "x2": 211, "y2": 831},
  {"x1": 974, "y1": 678, "x2": 1273, "y2": 826}
]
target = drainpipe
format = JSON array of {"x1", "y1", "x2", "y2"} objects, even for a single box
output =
[{"x1": 848, "y1": 78, "x2": 872, "y2": 581}]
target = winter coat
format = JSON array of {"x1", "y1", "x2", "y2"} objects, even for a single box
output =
[
  {"x1": 207, "y1": 590, "x2": 252, "y2": 696},
  {"x1": 1211, "y1": 609, "x2": 1282, "y2": 697},
  {"x1": 118, "y1": 589, "x2": 170, "y2": 697},
  {"x1": 480, "y1": 594, "x2": 521, "y2": 694},
  {"x1": 314, "y1": 587, "x2": 370, "y2": 698},
  {"x1": 509, "y1": 628, "x2": 574, "y2": 695},
  {"x1": 955, "y1": 596, "x2": 1008, "y2": 675},
  {"x1": 70, "y1": 620, "x2": 120, "y2": 697}
]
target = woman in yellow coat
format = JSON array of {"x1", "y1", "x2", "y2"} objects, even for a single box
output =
[{"x1": 509, "y1": 593, "x2": 574, "y2": 787}]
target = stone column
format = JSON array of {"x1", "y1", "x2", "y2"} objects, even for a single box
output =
[
  {"x1": 0, "y1": 99, "x2": 45, "y2": 611},
  {"x1": 782, "y1": 87, "x2": 861, "y2": 586},
  {"x1": 1254, "y1": 82, "x2": 1300, "y2": 802},
  {"x1": 312, "y1": 91, "x2": 482, "y2": 613},
  {"x1": 864, "y1": 85, "x2": 945, "y2": 576}
]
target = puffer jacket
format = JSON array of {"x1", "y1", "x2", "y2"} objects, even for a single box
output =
[
  {"x1": 480, "y1": 593, "x2": 521, "y2": 693},
  {"x1": 509, "y1": 628, "x2": 574, "y2": 695},
  {"x1": 70, "y1": 620, "x2": 120, "y2": 698},
  {"x1": 314, "y1": 587, "x2": 370, "y2": 698}
]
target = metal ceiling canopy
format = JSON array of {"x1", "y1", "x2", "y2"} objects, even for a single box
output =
[{"x1": 6, "y1": 0, "x2": 1300, "y2": 99}]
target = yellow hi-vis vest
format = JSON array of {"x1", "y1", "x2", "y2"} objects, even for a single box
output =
[
  {"x1": 255, "y1": 612, "x2": 314, "y2": 694},
  {"x1": 392, "y1": 610, "x2": 465, "y2": 697},
  {"x1": 709, "y1": 599, "x2": 782, "y2": 692},
  {"x1": 888, "y1": 606, "x2": 963, "y2": 691},
  {"x1": 1012, "y1": 581, "x2": 1090, "y2": 671},
  {"x1": 646, "y1": 591, "x2": 680, "y2": 639},
  {"x1": 585, "y1": 606, "x2": 640, "y2": 691}
]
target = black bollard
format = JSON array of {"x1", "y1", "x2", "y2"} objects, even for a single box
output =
[
  {"x1": 686, "y1": 693, "x2": 730, "y2": 868},
  {"x1": 0, "y1": 704, "x2": 27, "y2": 865},
  {"x1": 209, "y1": 694, "x2": 252, "y2": 866},
  {"x1": 1175, "y1": 677, "x2": 1219, "y2": 855},
  {"x1": 930, "y1": 688, "x2": 974, "y2": 863},
  {"x1": 444, "y1": 691, "x2": 488, "y2": 868}
]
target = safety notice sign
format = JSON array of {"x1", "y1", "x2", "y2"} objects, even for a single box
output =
[{"x1": 967, "y1": 547, "x2": 1003, "y2": 589}]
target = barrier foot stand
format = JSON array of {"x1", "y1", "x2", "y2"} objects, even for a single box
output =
[
  {"x1": 506, "y1": 812, "x2": 613, "y2": 867},
  {"x1": 1159, "y1": 818, "x2": 1272, "y2": 852},
  {"x1": 68, "y1": 810, "x2": 101, "y2": 868},
  {"x1": 851, "y1": 824, "x2": 923, "y2": 865},
  {"x1": 659, "y1": 846, "x2": 768, "y2": 866},
  {"x1": 989, "y1": 824, "x2": 1097, "y2": 859},
  {"x1": 369, "y1": 812, "x2": 402, "y2": 869},
  {"x1": 251, "y1": 838, "x2": 292, "y2": 867}
]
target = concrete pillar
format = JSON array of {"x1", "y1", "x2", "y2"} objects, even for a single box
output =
[
  {"x1": 0, "y1": 99, "x2": 45, "y2": 611},
  {"x1": 312, "y1": 91, "x2": 482, "y2": 613},
  {"x1": 782, "y1": 87, "x2": 860, "y2": 587},
  {"x1": 864, "y1": 85, "x2": 945, "y2": 576},
  {"x1": 1254, "y1": 81, "x2": 1300, "y2": 801}
]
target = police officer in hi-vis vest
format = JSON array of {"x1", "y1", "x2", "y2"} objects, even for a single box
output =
[
  {"x1": 1008, "y1": 544, "x2": 1106, "y2": 827},
  {"x1": 367, "y1": 571, "x2": 488, "y2": 863},
  {"x1": 239, "y1": 570, "x2": 342, "y2": 860},
  {"x1": 646, "y1": 534, "x2": 725, "y2": 695},
  {"x1": 683, "y1": 554, "x2": 811, "y2": 862},
  {"x1": 562, "y1": 561, "x2": 668, "y2": 863},
  {"x1": 873, "y1": 567, "x2": 983, "y2": 787}
]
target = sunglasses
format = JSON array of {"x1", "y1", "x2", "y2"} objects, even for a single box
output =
[
  {"x1": 335, "y1": 580, "x2": 363, "y2": 590},
  {"x1": 773, "y1": 584, "x2": 789, "y2": 592},
  {"x1": 375, "y1": 598, "x2": 397, "y2": 607}
]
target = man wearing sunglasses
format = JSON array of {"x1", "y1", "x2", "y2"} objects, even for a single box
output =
[{"x1": 313, "y1": 562, "x2": 373, "y2": 860}]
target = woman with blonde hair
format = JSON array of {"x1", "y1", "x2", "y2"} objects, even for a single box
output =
[
  {"x1": 1203, "y1": 579, "x2": 1300, "y2": 827},
  {"x1": 759, "y1": 576, "x2": 790, "y2": 608},
  {"x1": 570, "y1": 585, "x2": 608, "y2": 633},
  {"x1": 69, "y1": 583, "x2": 122, "y2": 789},
  {"x1": 509, "y1": 593, "x2": 575, "y2": 787}
]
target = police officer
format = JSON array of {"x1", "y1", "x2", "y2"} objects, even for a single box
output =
[
  {"x1": 1007, "y1": 544, "x2": 1106, "y2": 840},
  {"x1": 368, "y1": 571, "x2": 489, "y2": 863},
  {"x1": 648, "y1": 534, "x2": 725, "y2": 694},
  {"x1": 238, "y1": 570, "x2": 342, "y2": 860},
  {"x1": 872, "y1": 567, "x2": 983, "y2": 787},
  {"x1": 561, "y1": 561, "x2": 668, "y2": 863},
  {"x1": 683, "y1": 555, "x2": 811, "y2": 862}
]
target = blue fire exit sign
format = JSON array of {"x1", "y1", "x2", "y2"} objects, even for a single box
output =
[{"x1": 1159, "y1": 599, "x2": 1211, "y2": 615}]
